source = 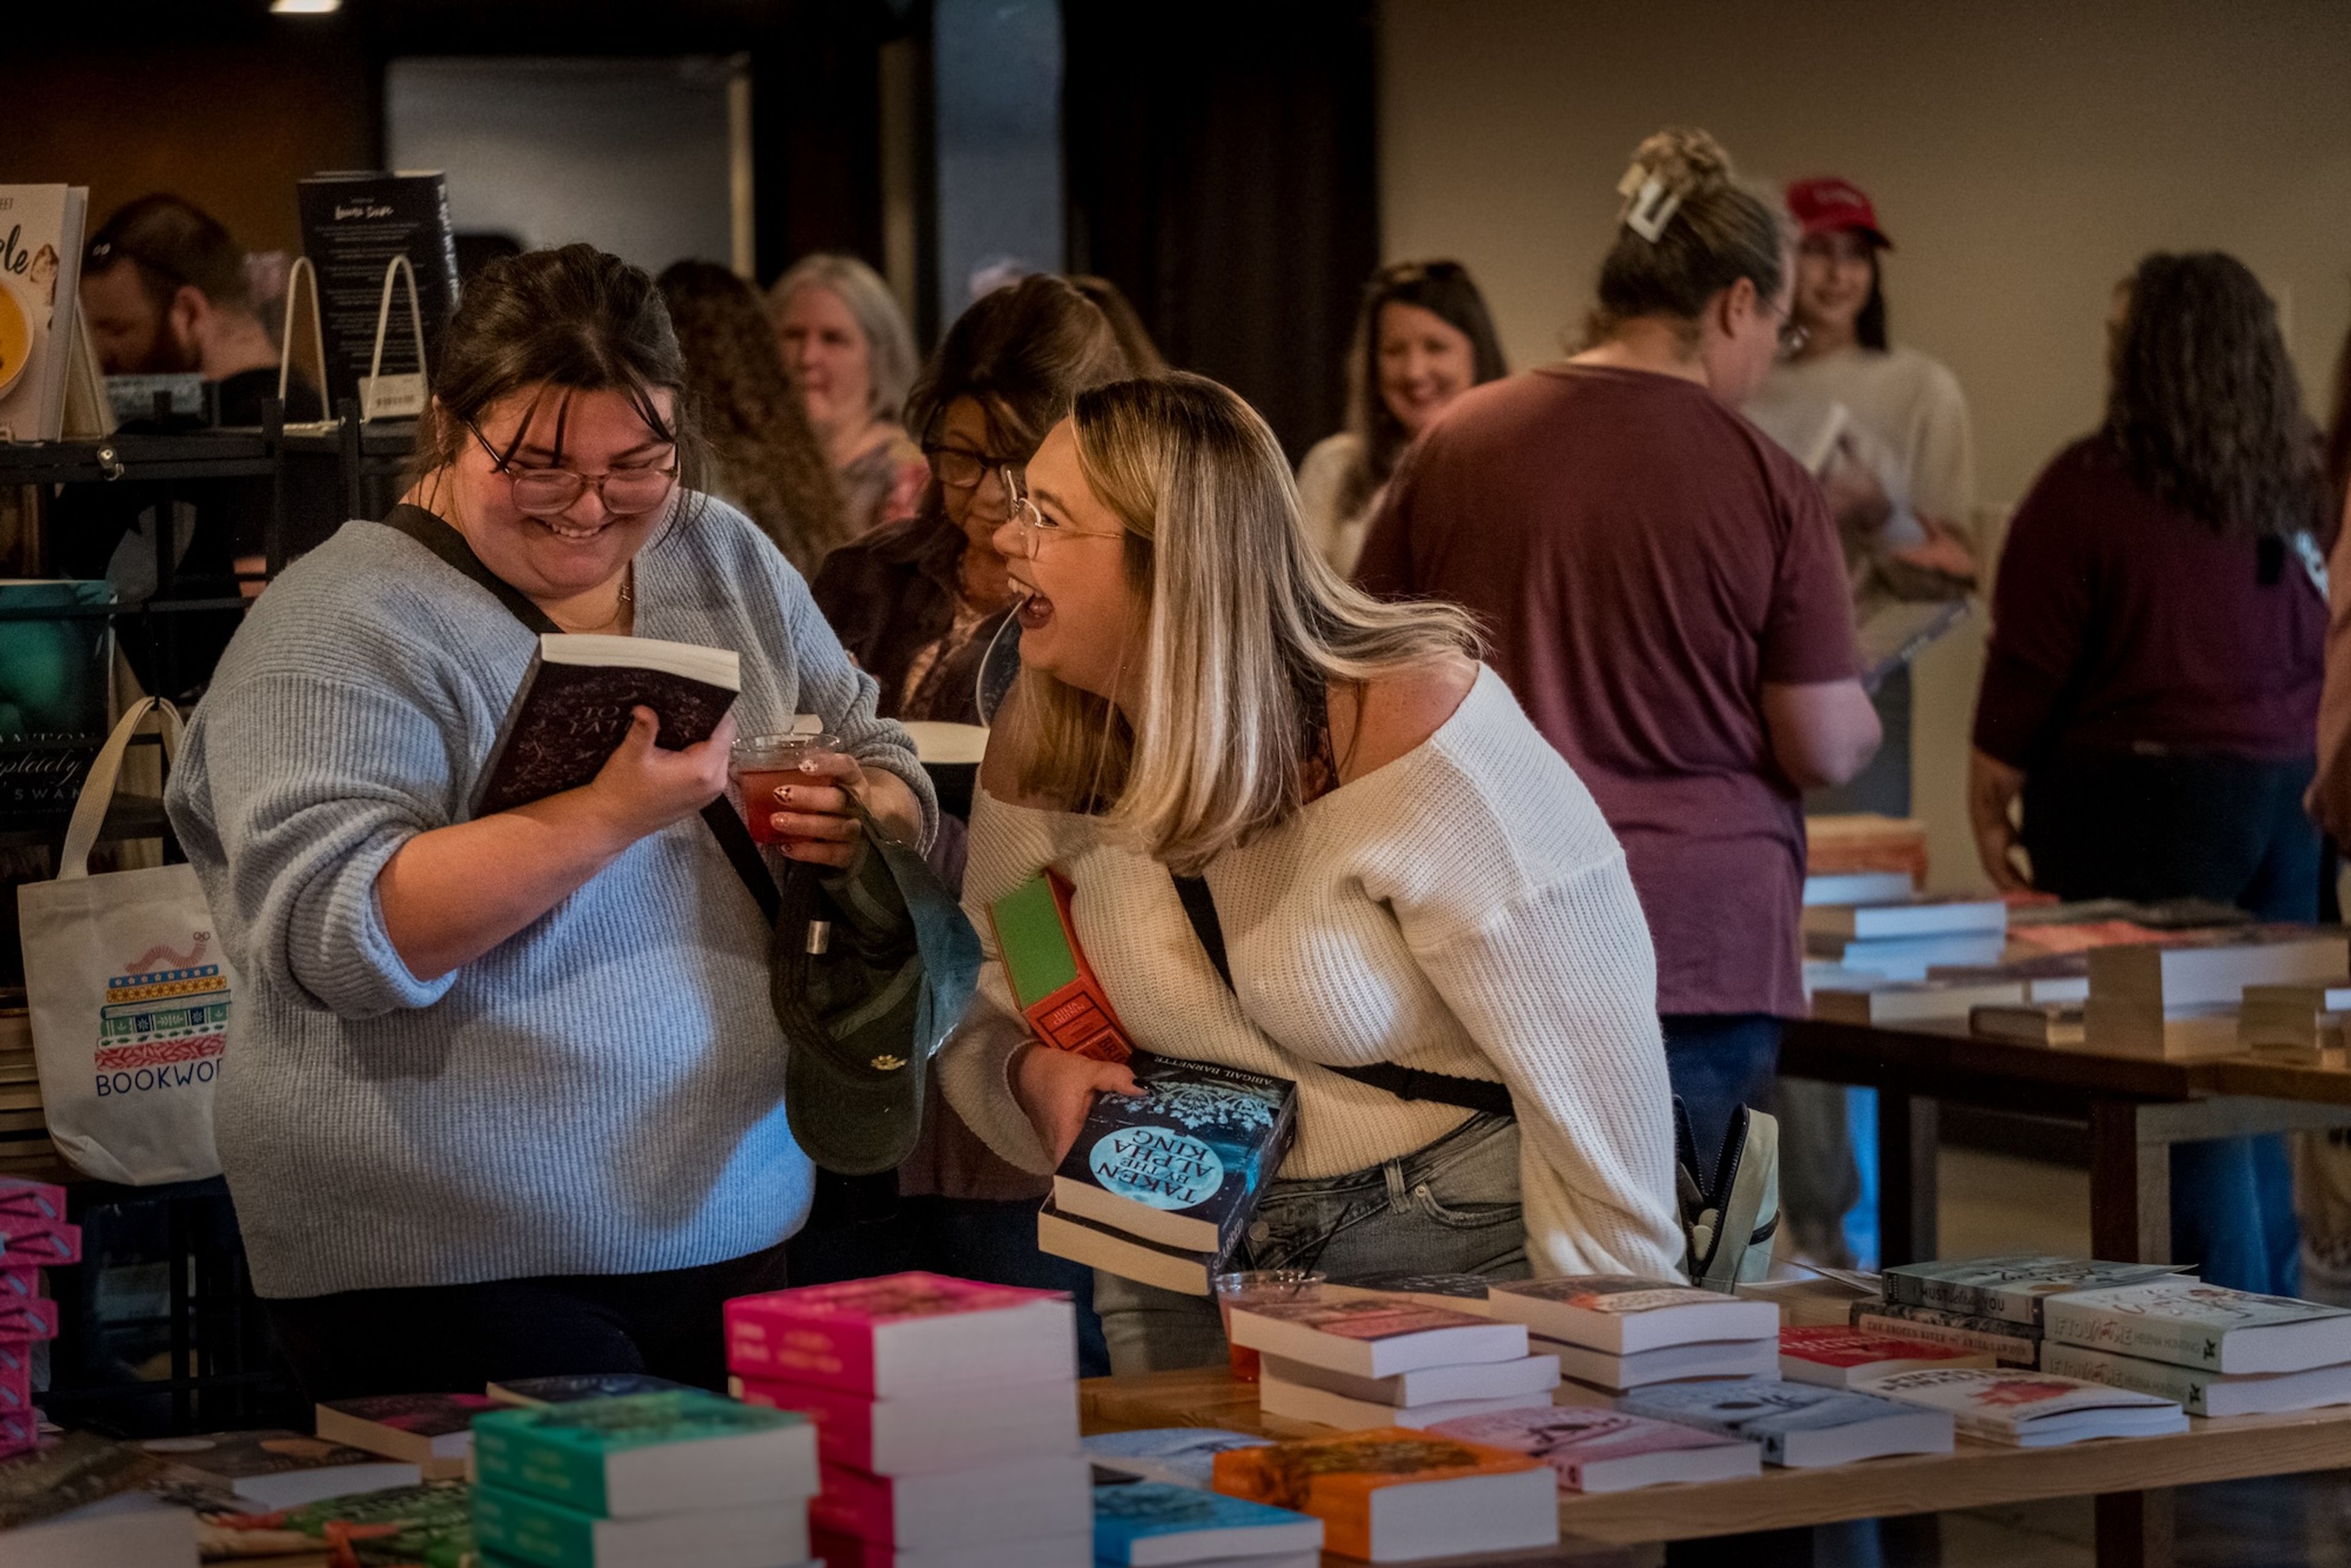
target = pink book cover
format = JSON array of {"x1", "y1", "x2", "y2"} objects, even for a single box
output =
[
  {"x1": 0, "y1": 1268, "x2": 34, "y2": 1300},
  {"x1": 1429, "y1": 1406, "x2": 1744, "y2": 1491},
  {"x1": 0, "y1": 1177, "x2": 64, "y2": 1223},
  {"x1": 0, "y1": 1407, "x2": 34, "y2": 1457},
  {"x1": 733, "y1": 1376, "x2": 876, "y2": 1471},
  {"x1": 1780, "y1": 1327, "x2": 1982, "y2": 1369},
  {"x1": 0, "y1": 1296, "x2": 58, "y2": 1343},
  {"x1": 0, "y1": 1218, "x2": 79, "y2": 1267},
  {"x1": 726, "y1": 1271, "x2": 1063, "y2": 1390},
  {"x1": 0, "y1": 1360, "x2": 27, "y2": 1412},
  {"x1": 809, "y1": 1461, "x2": 905, "y2": 1546},
  {"x1": 811, "y1": 1528, "x2": 894, "y2": 1568},
  {"x1": 1238, "y1": 1296, "x2": 1489, "y2": 1341}
]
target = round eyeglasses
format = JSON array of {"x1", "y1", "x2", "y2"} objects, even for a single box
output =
[
  {"x1": 1002, "y1": 466, "x2": 1125, "y2": 560},
  {"x1": 464, "y1": 418, "x2": 680, "y2": 518}
]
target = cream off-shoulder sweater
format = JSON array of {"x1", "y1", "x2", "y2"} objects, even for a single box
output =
[{"x1": 936, "y1": 666, "x2": 1684, "y2": 1280}]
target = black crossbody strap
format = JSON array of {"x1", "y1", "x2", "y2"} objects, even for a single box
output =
[
  {"x1": 380, "y1": 503, "x2": 782, "y2": 925},
  {"x1": 1168, "y1": 869, "x2": 1513, "y2": 1119}
]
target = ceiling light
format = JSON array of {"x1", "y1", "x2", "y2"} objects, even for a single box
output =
[{"x1": 271, "y1": 0, "x2": 342, "y2": 13}]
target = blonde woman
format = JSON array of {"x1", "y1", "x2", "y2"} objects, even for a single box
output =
[
  {"x1": 769, "y1": 253, "x2": 927, "y2": 536},
  {"x1": 937, "y1": 373, "x2": 1680, "y2": 1371}
]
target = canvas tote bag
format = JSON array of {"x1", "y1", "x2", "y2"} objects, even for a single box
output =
[{"x1": 18, "y1": 697, "x2": 232, "y2": 1184}]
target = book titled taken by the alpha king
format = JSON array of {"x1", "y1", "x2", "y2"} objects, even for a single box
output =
[
  {"x1": 472, "y1": 635, "x2": 741, "y2": 817},
  {"x1": 1037, "y1": 1051, "x2": 1298, "y2": 1296}
]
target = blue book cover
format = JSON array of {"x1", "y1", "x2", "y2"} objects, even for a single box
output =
[
  {"x1": 1092, "y1": 1480, "x2": 1322, "y2": 1564},
  {"x1": 1616, "y1": 1378, "x2": 1924, "y2": 1465},
  {"x1": 1082, "y1": 1428, "x2": 1271, "y2": 1489},
  {"x1": 1051, "y1": 1050, "x2": 1297, "y2": 1261}
]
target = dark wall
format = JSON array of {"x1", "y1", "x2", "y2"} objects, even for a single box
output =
[{"x1": 1062, "y1": 0, "x2": 1380, "y2": 461}]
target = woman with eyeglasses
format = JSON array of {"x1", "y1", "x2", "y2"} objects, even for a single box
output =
[
  {"x1": 797, "y1": 273, "x2": 1129, "y2": 1365},
  {"x1": 1296, "y1": 260, "x2": 1507, "y2": 576},
  {"x1": 1357, "y1": 129, "x2": 1879, "y2": 1170},
  {"x1": 937, "y1": 373, "x2": 1681, "y2": 1372},
  {"x1": 164, "y1": 244, "x2": 932, "y2": 1401}
]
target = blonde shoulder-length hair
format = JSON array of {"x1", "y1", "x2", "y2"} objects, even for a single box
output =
[{"x1": 1019, "y1": 373, "x2": 1479, "y2": 873}]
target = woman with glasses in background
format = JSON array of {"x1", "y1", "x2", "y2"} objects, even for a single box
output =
[
  {"x1": 1297, "y1": 260, "x2": 1507, "y2": 575},
  {"x1": 1357, "y1": 129, "x2": 1878, "y2": 1169},
  {"x1": 165, "y1": 245, "x2": 932, "y2": 1401},
  {"x1": 799, "y1": 274, "x2": 1130, "y2": 1369}
]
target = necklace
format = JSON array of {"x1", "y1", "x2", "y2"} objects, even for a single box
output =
[{"x1": 550, "y1": 567, "x2": 634, "y2": 634}]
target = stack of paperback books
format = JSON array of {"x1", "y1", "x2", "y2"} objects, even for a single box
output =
[
  {"x1": 2085, "y1": 928, "x2": 2348, "y2": 1059},
  {"x1": 1802, "y1": 893, "x2": 2007, "y2": 978},
  {"x1": 1035, "y1": 1052, "x2": 1298, "y2": 1296},
  {"x1": 313, "y1": 1392, "x2": 498, "y2": 1479},
  {"x1": 1777, "y1": 1326, "x2": 1994, "y2": 1387},
  {"x1": 0, "y1": 1176, "x2": 74, "y2": 1456},
  {"x1": 1858, "y1": 1367, "x2": 2186, "y2": 1446},
  {"x1": 1212, "y1": 1427, "x2": 1558, "y2": 1561},
  {"x1": 1223, "y1": 1292, "x2": 1555, "y2": 1430},
  {"x1": 2034, "y1": 1280, "x2": 2351, "y2": 1416},
  {"x1": 1090, "y1": 1480, "x2": 1325, "y2": 1568},
  {"x1": 1613, "y1": 1378, "x2": 1955, "y2": 1467},
  {"x1": 725, "y1": 1272, "x2": 1091, "y2": 1567},
  {"x1": 470, "y1": 1390, "x2": 821, "y2": 1568},
  {"x1": 1482, "y1": 1277, "x2": 1779, "y2": 1394},
  {"x1": 1427, "y1": 1403, "x2": 1761, "y2": 1493},
  {"x1": 1848, "y1": 1255, "x2": 2193, "y2": 1370}
]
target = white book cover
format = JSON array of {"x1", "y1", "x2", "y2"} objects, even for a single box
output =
[
  {"x1": 1614, "y1": 1377, "x2": 1953, "y2": 1468},
  {"x1": 1542, "y1": 1334, "x2": 1780, "y2": 1392},
  {"x1": 2040, "y1": 1343, "x2": 2351, "y2": 1419},
  {"x1": 1857, "y1": 1367, "x2": 2186, "y2": 1447},
  {"x1": 1225, "y1": 1296, "x2": 1527, "y2": 1378},
  {"x1": 1881, "y1": 1256, "x2": 2189, "y2": 1326},
  {"x1": 2041, "y1": 1280, "x2": 2351, "y2": 1375},
  {"x1": 1801, "y1": 898, "x2": 2008, "y2": 940},
  {"x1": 1427, "y1": 1404, "x2": 1761, "y2": 1494},
  {"x1": 0, "y1": 186, "x2": 90, "y2": 443},
  {"x1": 1257, "y1": 1373, "x2": 1553, "y2": 1432},
  {"x1": 1257, "y1": 1351, "x2": 1559, "y2": 1408},
  {"x1": 1486, "y1": 1276, "x2": 1778, "y2": 1354}
]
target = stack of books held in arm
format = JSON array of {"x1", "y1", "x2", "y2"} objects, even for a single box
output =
[
  {"x1": 470, "y1": 1390, "x2": 821, "y2": 1568},
  {"x1": 2085, "y1": 927, "x2": 2348, "y2": 1060},
  {"x1": 1849, "y1": 1256, "x2": 2194, "y2": 1372},
  {"x1": 1225, "y1": 1291, "x2": 1556, "y2": 1431},
  {"x1": 724, "y1": 1272, "x2": 1092, "y2": 1568},
  {"x1": 2034, "y1": 1279, "x2": 2351, "y2": 1416},
  {"x1": 1480, "y1": 1275, "x2": 1780, "y2": 1395},
  {"x1": 1, "y1": 1177, "x2": 75, "y2": 1457}
]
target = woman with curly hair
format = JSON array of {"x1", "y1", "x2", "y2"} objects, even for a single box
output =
[
  {"x1": 656, "y1": 261, "x2": 847, "y2": 576},
  {"x1": 1971, "y1": 251, "x2": 2330, "y2": 1294}
]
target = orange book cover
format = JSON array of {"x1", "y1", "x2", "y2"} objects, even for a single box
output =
[
  {"x1": 1212, "y1": 1428, "x2": 1543, "y2": 1559},
  {"x1": 987, "y1": 869, "x2": 1133, "y2": 1062}
]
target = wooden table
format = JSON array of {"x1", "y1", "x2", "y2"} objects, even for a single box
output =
[
  {"x1": 1778, "y1": 1016, "x2": 2351, "y2": 1267},
  {"x1": 1082, "y1": 1367, "x2": 2351, "y2": 1568}
]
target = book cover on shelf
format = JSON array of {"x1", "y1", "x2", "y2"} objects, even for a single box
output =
[
  {"x1": 1427, "y1": 1403, "x2": 1762, "y2": 1494},
  {"x1": 1091, "y1": 1480, "x2": 1324, "y2": 1566},
  {"x1": 1850, "y1": 1301, "x2": 2041, "y2": 1368},
  {"x1": 1211, "y1": 1428, "x2": 1555, "y2": 1562},
  {"x1": 471, "y1": 1390, "x2": 817, "y2": 1519},
  {"x1": 1881, "y1": 1256, "x2": 2189, "y2": 1327},
  {"x1": 2039, "y1": 1280, "x2": 2351, "y2": 1375},
  {"x1": 295, "y1": 171, "x2": 460, "y2": 420},
  {"x1": 987, "y1": 870, "x2": 1134, "y2": 1062},
  {"x1": 2039, "y1": 1341, "x2": 2351, "y2": 1419},
  {"x1": 724, "y1": 1270, "x2": 1076, "y2": 1396},
  {"x1": 472, "y1": 635, "x2": 741, "y2": 817},
  {"x1": 1615, "y1": 1377, "x2": 1955, "y2": 1467},
  {"x1": 1081, "y1": 1428, "x2": 1270, "y2": 1490},
  {"x1": 0, "y1": 186, "x2": 90, "y2": 444},
  {"x1": 1050, "y1": 1049, "x2": 1296, "y2": 1260},
  {"x1": 1857, "y1": 1365, "x2": 2186, "y2": 1446}
]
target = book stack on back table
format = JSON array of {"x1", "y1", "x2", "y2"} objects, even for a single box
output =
[
  {"x1": 313, "y1": 1393, "x2": 498, "y2": 1480},
  {"x1": 2085, "y1": 928, "x2": 2349, "y2": 1060},
  {"x1": 1428, "y1": 1403, "x2": 1761, "y2": 1493},
  {"x1": 1227, "y1": 1292, "x2": 1554, "y2": 1431},
  {"x1": 1035, "y1": 1051, "x2": 1297, "y2": 1297},
  {"x1": 2034, "y1": 1280, "x2": 2351, "y2": 1416},
  {"x1": 1804, "y1": 814, "x2": 1929, "y2": 885},
  {"x1": 1802, "y1": 896, "x2": 2007, "y2": 978},
  {"x1": 1212, "y1": 1428, "x2": 1558, "y2": 1562},
  {"x1": 1858, "y1": 1367, "x2": 2186, "y2": 1446},
  {"x1": 1811, "y1": 977, "x2": 2026, "y2": 1027},
  {"x1": 2237, "y1": 982, "x2": 2351, "y2": 1060},
  {"x1": 0, "y1": 1176, "x2": 72, "y2": 1454},
  {"x1": 726, "y1": 1272, "x2": 1090, "y2": 1568},
  {"x1": 1482, "y1": 1276, "x2": 1779, "y2": 1394},
  {"x1": 1848, "y1": 1256, "x2": 2192, "y2": 1370},
  {"x1": 470, "y1": 1390, "x2": 819, "y2": 1568}
]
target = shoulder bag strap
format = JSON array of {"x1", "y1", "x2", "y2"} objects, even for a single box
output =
[
  {"x1": 1168, "y1": 868, "x2": 1512, "y2": 1119},
  {"x1": 378, "y1": 504, "x2": 781, "y2": 925}
]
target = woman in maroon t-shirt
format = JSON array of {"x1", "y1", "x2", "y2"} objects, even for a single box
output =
[
  {"x1": 1358, "y1": 129, "x2": 1879, "y2": 1166},
  {"x1": 1970, "y1": 252, "x2": 2331, "y2": 1294}
]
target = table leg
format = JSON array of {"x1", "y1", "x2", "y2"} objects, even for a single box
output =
[
  {"x1": 2088, "y1": 1101, "x2": 2170, "y2": 1263},
  {"x1": 2094, "y1": 1487, "x2": 2177, "y2": 1568},
  {"x1": 1876, "y1": 1091, "x2": 1938, "y2": 1265}
]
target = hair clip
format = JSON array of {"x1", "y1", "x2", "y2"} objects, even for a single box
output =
[{"x1": 1616, "y1": 165, "x2": 1682, "y2": 244}]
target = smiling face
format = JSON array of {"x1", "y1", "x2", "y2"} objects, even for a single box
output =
[
  {"x1": 1794, "y1": 229, "x2": 1877, "y2": 343},
  {"x1": 1375, "y1": 301, "x2": 1477, "y2": 436},
  {"x1": 775, "y1": 283, "x2": 874, "y2": 445},
  {"x1": 992, "y1": 419, "x2": 1142, "y2": 703},
  {"x1": 440, "y1": 384, "x2": 680, "y2": 604}
]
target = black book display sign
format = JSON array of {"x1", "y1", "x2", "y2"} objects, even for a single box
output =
[{"x1": 294, "y1": 173, "x2": 460, "y2": 420}]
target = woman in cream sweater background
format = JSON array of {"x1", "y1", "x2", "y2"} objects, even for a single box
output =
[{"x1": 937, "y1": 372, "x2": 1679, "y2": 1371}]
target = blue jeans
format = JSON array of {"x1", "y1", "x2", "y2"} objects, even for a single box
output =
[
  {"x1": 1660, "y1": 1013, "x2": 1783, "y2": 1176},
  {"x1": 1092, "y1": 1112, "x2": 1530, "y2": 1375}
]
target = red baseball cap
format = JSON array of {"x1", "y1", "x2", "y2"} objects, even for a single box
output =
[{"x1": 1787, "y1": 178, "x2": 1893, "y2": 250}]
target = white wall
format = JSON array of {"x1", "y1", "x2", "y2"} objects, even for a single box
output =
[{"x1": 1379, "y1": 0, "x2": 2351, "y2": 890}]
